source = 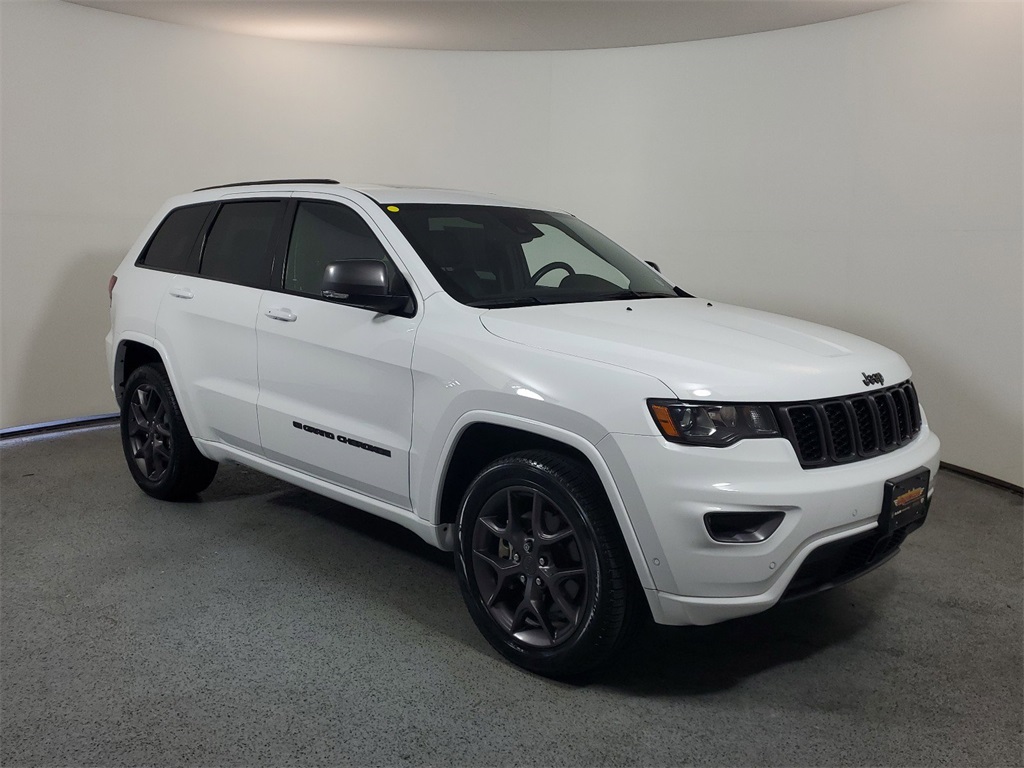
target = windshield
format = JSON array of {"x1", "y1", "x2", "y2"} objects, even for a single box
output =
[{"x1": 381, "y1": 204, "x2": 687, "y2": 308}]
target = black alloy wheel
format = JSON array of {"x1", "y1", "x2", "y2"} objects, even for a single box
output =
[
  {"x1": 456, "y1": 450, "x2": 641, "y2": 677},
  {"x1": 120, "y1": 363, "x2": 218, "y2": 500},
  {"x1": 470, "y1": 485, "x2": 589, "y2": 648},
  {"x1": 126, "y1": 382, "x2": 173, "y2": 482}
]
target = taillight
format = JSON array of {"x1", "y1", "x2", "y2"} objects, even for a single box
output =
[{"x1": 108, "y1": 275, "x2": 117, "y2": 306}]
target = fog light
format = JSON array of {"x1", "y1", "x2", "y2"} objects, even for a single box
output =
[{"x1": 704, "y1": 511, "x2": 785, "y2": 543}]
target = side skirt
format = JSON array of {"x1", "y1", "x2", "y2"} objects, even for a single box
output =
[{"x1": 195, "y1": 438, "x2": 448, "y2": 550}]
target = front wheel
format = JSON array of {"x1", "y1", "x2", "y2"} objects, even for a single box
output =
[
  {"x1": 120, "y1": 363, "x2": 218, "y2": 500},
  {"x1": 455, "y1": 450, "x2": 641, "y2": 677}
]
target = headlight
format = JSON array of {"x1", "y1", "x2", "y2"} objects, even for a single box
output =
[{"x1": 647, "y1": 400, "x2": 780, "y2": 446}]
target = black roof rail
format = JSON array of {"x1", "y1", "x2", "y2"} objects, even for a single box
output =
[{"x1": 194, "y1": 179, "x2": 340, "y2": 192}]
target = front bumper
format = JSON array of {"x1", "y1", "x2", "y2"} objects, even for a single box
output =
[{"x1": 599, "y1": 424, "x2": 940, "y2": 626}]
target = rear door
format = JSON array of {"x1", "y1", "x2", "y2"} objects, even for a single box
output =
[
  {"x1": 116, "y1": 202, "x2": 215, "y2": 390},
  {"x1": 156, "y1": 198, "x2": 288, "y2": 454},
  {"x1": 255, "y1": 197, "x2": 419, "y2": 508}
]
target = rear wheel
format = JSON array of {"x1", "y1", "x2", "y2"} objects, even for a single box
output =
[
  {"x1": 120, "y1": 363, "x2": 217, "y2": 500},
  {"x1": 455, "y1": 450, "x2": 640, "y2": 677}
]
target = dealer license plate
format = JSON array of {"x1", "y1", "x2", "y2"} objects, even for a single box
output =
[{"x1": 879, "y1": 467, "x2": 930, "y2": 535}]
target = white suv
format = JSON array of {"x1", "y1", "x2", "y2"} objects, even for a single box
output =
[{"x1": 107, "y1": 179, "x2": 940, "y2": 676}]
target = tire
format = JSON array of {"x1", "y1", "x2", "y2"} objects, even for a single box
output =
[
  {"x1": 120, "y1": 363, "x2": 218, "y2": 500},
  {"x1": 455, "y1": 450, "x2": 641, "y2": 677}
]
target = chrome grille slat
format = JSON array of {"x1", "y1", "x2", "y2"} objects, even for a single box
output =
[{"x1": 774, "y1": 380, "x2": 922, "y2": 469}]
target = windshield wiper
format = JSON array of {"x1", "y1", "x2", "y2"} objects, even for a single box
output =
[
  {"x1": 592, "y1": 290, "x2": 675, "y2": 301},
  {"x1": 466, "y1": 296, "x2": 543, "y2": 308}
]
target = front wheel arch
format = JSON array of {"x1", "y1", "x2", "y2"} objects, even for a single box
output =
[
  {"x1": 436, "y1": 422, "x2": 594, "y2": 530},
  {"x1": 433, "y1": 419, "x2": 657, "y2": 593}
]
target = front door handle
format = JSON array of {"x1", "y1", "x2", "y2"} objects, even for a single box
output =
[
  {"x1": 265, "y1": 308, "x2": 297, "y2": 322},
  {"x1": 169, "y1": 287, "x2": 194, "y2": 300}
]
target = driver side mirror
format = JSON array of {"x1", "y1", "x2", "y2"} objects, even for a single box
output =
[{"x1": 321, "y1": 260, "x2": 411, "y2": 315}]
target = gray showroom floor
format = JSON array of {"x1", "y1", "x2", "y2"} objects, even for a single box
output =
[{"x1": 1, "y1": 425, "x2": 1021, "y2": 767}]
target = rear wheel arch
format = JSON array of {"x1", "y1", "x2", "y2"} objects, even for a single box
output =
[
  {"x1": 114, "y1": 337, "x2": 205, "y2": 451},
  {"x1": 120, "y1": 362, "x2": 218, "y2": 499},
  {"x1": 115, "y1": 339, "x2": 164, "y2": 407}
]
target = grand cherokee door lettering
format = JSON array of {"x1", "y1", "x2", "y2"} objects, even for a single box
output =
[{"x1": 292, "y1": 420, "x2": 391, "y2": 457}]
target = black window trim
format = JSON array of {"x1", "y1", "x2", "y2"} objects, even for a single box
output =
[
  {"x1": 271, "y1": 197, "x2": 419, "y2": 318},
  {"x1": 192, "y1": 197, "x2": 290, "y2": 291},
  {"x1": 134, "y1": 201, "x2": 217, "y2": 276}
]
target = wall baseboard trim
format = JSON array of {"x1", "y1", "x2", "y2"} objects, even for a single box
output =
[
  {"x1": 0, "y1": 414, "x2": 119, "y2": 439},
  {"x1": 939, "y1": 462, "x2": 1023, "y2": 496}
]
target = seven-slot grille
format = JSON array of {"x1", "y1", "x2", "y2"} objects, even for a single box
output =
[{"x1": 773, "y1": 381, "x2": 922, "y2": 468}]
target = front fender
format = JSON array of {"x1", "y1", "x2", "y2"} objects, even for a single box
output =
[{"x1": 429, "y1": 409, "x2": 672, "y2": 592}]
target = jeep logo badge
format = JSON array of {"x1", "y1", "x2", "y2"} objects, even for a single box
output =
[{"x1": 862, "y1": 371, "x2": 884, "y2": 387}]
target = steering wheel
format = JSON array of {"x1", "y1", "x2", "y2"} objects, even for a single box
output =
[{"x1": 529, "y1": 261, "x2": 576, "y2": 285}]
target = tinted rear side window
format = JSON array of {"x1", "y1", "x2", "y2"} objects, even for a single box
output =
[
  {"x1": 200, "y1": 201, "x2": 283, "y2": 288},
  {"x1": 139, "y1": 204, "x2": 213, "y2": 272}
]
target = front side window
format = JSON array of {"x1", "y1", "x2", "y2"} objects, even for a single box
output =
[
  {"x1": 139, "y1": 203, "x2": 214, "y2": 273},
  {"x1": 284, "y1": 201, "x2": 396, "y2": 297},
  {"x1": 383, "y1": 204, "x2": 683, "y2": 307},
  {"x1": 199, "y1": 201, "x2": 284, "y2": 288}
]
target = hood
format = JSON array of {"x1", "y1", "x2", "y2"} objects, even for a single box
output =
[{"x1": 479, "y1": 298, "x2": 910, "y2": 402}]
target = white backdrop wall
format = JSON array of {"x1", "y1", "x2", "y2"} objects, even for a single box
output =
[{"x1": 2, "y1": 0, "x2": 1021, "y2": 484}]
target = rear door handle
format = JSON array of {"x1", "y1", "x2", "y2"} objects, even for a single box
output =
[
  {"x1": 169, "y1": 287, "x2": 194, "y2": 300},
  {"x1": 265, "y1": 308, "x2": 297, "y2": 322}
]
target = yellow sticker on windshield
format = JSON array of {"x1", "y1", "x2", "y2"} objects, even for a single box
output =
[{"x1": 386, "y1": 205, "x2": 400, "y2": 212}]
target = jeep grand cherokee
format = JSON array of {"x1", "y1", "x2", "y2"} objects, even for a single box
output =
[{"x1": 107, "y1": 179, "x2": 940, "y2": 676}]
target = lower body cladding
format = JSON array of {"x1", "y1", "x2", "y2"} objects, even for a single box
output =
[{"x1": 599, "y1": 428, "x2": 941, "y2": 626}]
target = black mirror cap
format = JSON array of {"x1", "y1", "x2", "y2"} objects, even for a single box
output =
[
  {"x1": 321, "y1": 260, "x2": 413, "y2": 315},
  {"x1": 323, "y1": 259, "x2": 388, "y2": 297},
  {"x1": 645, "y1": 260, "x2": 661, "y2": 273}
]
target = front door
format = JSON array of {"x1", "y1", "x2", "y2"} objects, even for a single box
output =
[{"x1": 256, "y1": 198, "x2": 419, "y2": 508}]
